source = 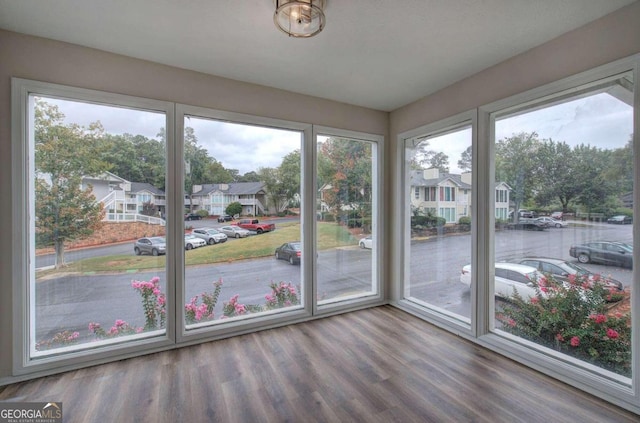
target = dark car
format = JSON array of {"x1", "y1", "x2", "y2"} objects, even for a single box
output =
[
  {"x1": 217, "y1": 214, "x2": 233, "y2": 222},
  {"x1": 607, "y1": 215, "x2": 632, "y2": 224},
  {"x1": 569, "y1": 241, "x2": 633, "y2": 268},
  {"x1": 184, "y1": 213, "x2": 202, "y2": 221},
  {"x1": 134, "y1": 237, "x2": 166, "y2": 256},
  {"x1": 516, "y1": 257, "x2": 623, "y2": 292},
  {"x1": 275, "y1": 242, "x2": 301, "y2": 265}
]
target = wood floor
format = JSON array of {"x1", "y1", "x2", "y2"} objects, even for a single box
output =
[{"x1": 1, "y1": 306, "x2": 637, "y2": 422}]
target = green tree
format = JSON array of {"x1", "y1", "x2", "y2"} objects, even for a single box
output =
[
  {"x1": 533, "y1": 140, "x2": 581, "y2": 211},
  {"x1": 34, "y1": 99, "x2": 108, "y2": 267},
  {"x1": 495, "y1": 132, "x2": 541, "y2": 221},
  {"x1": 226, "y1": 201, "x2": 243, "y2": 217},
  {"x1": 457, "y1": 145, "x2": 472, "y2": 172}
]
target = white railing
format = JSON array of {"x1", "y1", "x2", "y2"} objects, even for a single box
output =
[{"x1": 104, "y1": 213, "x2": 165, "y2": 226}]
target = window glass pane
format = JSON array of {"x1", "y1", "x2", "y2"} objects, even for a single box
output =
[
  {"x1": 316, "y1": 135, "x2": 377, "y2": 303},
  {"x1": 492, "y1": 72, "x2": 634, "y2": 379},
  {"x1": 182, "y1": 116, "x2": 302, "y2": 328},
  {"x1": 31, "y1": 96, "x2": 167, "y2": 356},
  {"x1": 405, "y1": 125, "x2": 472, "y2": 321}
]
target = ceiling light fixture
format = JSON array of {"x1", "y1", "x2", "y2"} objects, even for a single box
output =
[{"x1": 274, "y1": 0, "x2": 326, "y2": 38}]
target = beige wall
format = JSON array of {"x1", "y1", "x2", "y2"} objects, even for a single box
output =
[
  {"x1": 388, "y1": 2, "x2": 640, "y2": 301},
  {"x1": 0, "y1": 29, "x2": 387, "y2": 381}
]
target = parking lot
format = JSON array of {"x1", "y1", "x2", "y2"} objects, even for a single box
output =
[{"x1": 406, "y1": 220, "x2": 633, "y2": 318}]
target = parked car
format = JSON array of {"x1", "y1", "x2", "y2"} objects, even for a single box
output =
[
  {"x1": 184, "y1": 234, "x2": 206, "y2": 250},
  {"x1": 275, "y1": 242, "x2": 301, "y2": 265},
  {"x1": 191, "y1": 228, "x2": 228, "y2": 245},
  {"x1": 607, "y1": 215, "x2": 632, "y2": 224},
  {"x1": 359, "y1": 236, "x2": 373, "y2": 249},
  {"x1": 184, "y1": 213, "x2": 202, "y2": 221},
  {"x1": 535, "y1": 217, "x2": 567, "y2": 228},
  {"x1": 217, "y1": 214, "x2": 233, "y2": 223},
  {"x1": 219, "y1": 225, "x2": 250, "y2": 238},
  {"x1": 550, "y1": 211, "x2": 563, "y2": 219},
  {"x1": 134, "y1": 236, "x2": 166, "y2": 256},
  {"x1": 460, "y1": 262, "x2": 548, "y2": 300},
  {"x1": 516, "y1": 257, "x2": 623, "y2": 292},
  {"x1": 569, "y1": 241, "x2": 633, "y2": 268}
]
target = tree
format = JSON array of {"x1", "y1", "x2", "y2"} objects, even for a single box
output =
[
  {"x1": 318, "y1": 137, "x2": 372, "y2": 222},
  {"x1": 225, "y1": 201, "x2": 242, "y2": 217},
  {"x1": 34, "y1": 99, "x2": 108, "y2": 267},
  {"x1": 495, "y1": 132, "x2": 541, "y2": 221},
  {"x1": 533, "y1": 140, "x2": 581, "y2": 211},
  {"x1": 426, "y1": 151, "x2": 450, "y2": 173},
  {"x1": 457, "y1": 146, "x2": 472, "y2": 172}
]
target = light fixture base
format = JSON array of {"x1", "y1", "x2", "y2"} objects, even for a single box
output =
[{"x1": 274, "y1": 0, "x2": 326, "y2": 38}]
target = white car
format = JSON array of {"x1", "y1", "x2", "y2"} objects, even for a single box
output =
[
  {"x1": 184, "y1": 234, "x2": 206, "y2": 250},
  {"x1": 219, "y1": 225, "x2": 251, "y2": 238},
  {"x1": 535, "y1": 217, "x2": 567, "y2": 228},
  {"x1": 191, "y1": 228, "x2": 228, "y2": 245},
  {"x1": 460, "y1": 262, "x2": 548, "y2": 299},
  {"x1": 359, "y1": 236, "x2": 373, "y2": 249}
]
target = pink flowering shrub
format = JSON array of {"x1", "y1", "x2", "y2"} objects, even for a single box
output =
[
  {"x1": 35, "y1": 330, "x2": 80, "y2": 351},
  {"x1": 89, "y1": 320, "x2": 143, "y2": 339},
  {"x1": 222, "y1": 294, "x2": 261, "y2": 317},
  {"x1": 265, "y1": 282, "x2": 300, "y2": 310},
  {"x1": 185, "y1": 279, "x2": 223, "y2": 324},
  {"x1": 497, "y1": 276, "x2": 630, "y2": 376},
  {"x1": 132, "y1": 276, "x2": 166, "y2": 330}
]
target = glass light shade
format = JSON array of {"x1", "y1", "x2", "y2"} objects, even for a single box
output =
[{"x1": 274, "y1": 0, "x2": 326, "y2": 38}]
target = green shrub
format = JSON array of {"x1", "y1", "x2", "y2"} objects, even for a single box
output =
[
  {"x1": 458, "y1": 216, "x2": 471, "y2": 225},
  {"x1": 196, "y1": 209, "x2": 209, "y2": 218},
  {"x1": 497, "y1": 274, "x2": 630, "y2": 376}
]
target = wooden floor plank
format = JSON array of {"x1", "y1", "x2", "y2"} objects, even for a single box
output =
[{"x1": 0, "y1": 306, "x2": 637, "y2": 422}]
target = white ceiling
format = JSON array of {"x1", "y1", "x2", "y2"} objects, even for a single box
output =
[{"x1": 0, "y1": 0, "x2": 636, "y2": 111}]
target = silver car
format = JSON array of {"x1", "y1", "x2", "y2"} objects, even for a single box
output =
[
  {"x1": 134, "y1": 236, "x2": 166, "y2": 256},
  {"x1": 219, "y1": 225, "x2": 251, "y2": 238},
  {"x1": 191, "y1": 228, "x2": 228, "y2": 245}
]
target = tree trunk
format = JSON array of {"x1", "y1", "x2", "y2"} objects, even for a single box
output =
[{"x1": 54, "y1": 238, "x2": 66, "y2": 268}]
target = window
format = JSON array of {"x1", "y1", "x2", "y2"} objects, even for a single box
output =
[
  {"x1": 415, "y1": 187, "x2": 420, "y2": 199},
  {"x1": 402, "y1": 118, "x2": 473, "y2": 324},
  {"x1": 490, "y1": 69, "x2": 634, "y2": 382},
  {"x1": 179, "y1": 110, "x2": 306, "y2": 333},
  {"x1": 12, "y1": 79, "x2": 174, "y2": 370},
  {"x1": 13, "y1": 80, "x2": 384, "y2": 377},
  {"x1": 316, "y1": 128, "x2": 382, "y2": 308}
]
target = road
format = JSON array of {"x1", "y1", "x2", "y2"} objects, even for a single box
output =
[{"x1": 34, "y1": 220, "x2": 632, "y2": 344}]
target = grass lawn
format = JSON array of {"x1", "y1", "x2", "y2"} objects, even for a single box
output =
[{"x1": 52, "y1": 222, "x2": 359, "y2": 274}]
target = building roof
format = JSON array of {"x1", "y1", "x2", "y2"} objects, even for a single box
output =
[
  {"x1": 130, "y1": 182, "x2": 165, "y2": 196},
  {"x1": 194, "y1": 182, "x2": 266, "y2": 196},
  {"x1": 410, "y1": 170, "x2": 471, "y2": 190}
]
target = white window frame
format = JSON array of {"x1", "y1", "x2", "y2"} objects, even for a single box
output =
[
  {"x1": 175, "y1": 104, "x2": 313, "y2": 343},
  {"x1": 394, "y1": 110, "x2": 477, "y2": 333},
  {"x1": 313, "y1": 126, "x2": 384, "y2": 315},
  {"x1": 476, "y1": 56, "x2": 639, "y2": 410},
  {"x1": 11, "y1": 78, "x2": 176, "y2": 375}
]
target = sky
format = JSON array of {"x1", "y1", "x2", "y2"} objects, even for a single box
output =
[
  {"x1": 419, "y1": 92, "x2": 633, "y2": 174},
  {"x1": 42, "y1": 90, "x2": 633, "y2": 176}
]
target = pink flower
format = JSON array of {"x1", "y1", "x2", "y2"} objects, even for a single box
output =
[
  {"x1": 555, "y1": 333, "x2": 565, "y2": 342},
  {"x1": 115, "y1": 319, "x2": 126, "y2": 327},
  {"x1": 567, "y1": 274, "x2": 576, "y2": 285},
  {"x1": 507, "y1": 319, "x2": 516, "y2": 327},
  {"x1": 540, "y1": 286, "x2": 548, "y2": 293},
  {"x1": 570, "y1": 336, "x2": 580, "y2": 347},
  {"x1": 589, "y1": 314, "x2": 607, "y2": 324},
  {"x1": 530, "y1": 297, "x2": 539, "y2": 304},
  {"x1": 88, "y1": 322, "x2": 100, "y2": 331},
  {"x1": 234, "y1": 303, "x2": 246, "y2": 314},
  {"x1": 606, "y1": 328, "x2": 619, "y2": 339}
]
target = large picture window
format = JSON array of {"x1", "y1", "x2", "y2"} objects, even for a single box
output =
[
  {"x1": 12, "y1": 80, "x2": 174, "y2": 368},
  {"x1": 490, "y1": 71, "x2": 635, "y2": 381}
]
